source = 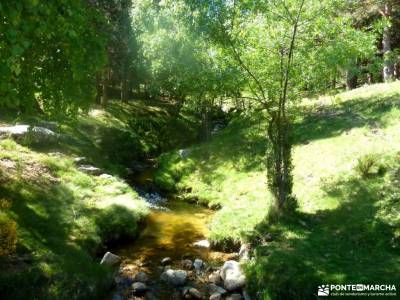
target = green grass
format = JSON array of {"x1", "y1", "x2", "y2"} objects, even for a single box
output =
[
  {"x1": 58, "y1": 100, "x2": 200, "y2": 175},
  {"x1": 0, "y1": 139, "x2": 148, "y2": 299},
  {"x1": 0, "y1": 99, "x2": 200, "y2": 299},
  {"x1": 156, "y1": 82, "x2": 400, "y2": 297}
]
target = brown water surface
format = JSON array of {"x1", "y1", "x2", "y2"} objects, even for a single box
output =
[{"x1": 114, "y1": 199, "x2": 214, "y2": 266}]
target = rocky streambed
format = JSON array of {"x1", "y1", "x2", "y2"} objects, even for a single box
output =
[{"x1": 104, "y1": 192, "x2": 251, "y2": 300}]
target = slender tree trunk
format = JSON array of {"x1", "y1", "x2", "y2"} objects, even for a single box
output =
[
  {"x1": 382, "y1": 2, "x2": 394, "y2": 82},
  {"x1": 394, "y1": 63, "x2": 400, "y2": 80},
  {"x1": 95, "y1": 72, "x2": 102, "y2": 104},
  {"x1": 101, "y1": 68, "x2": 109, "y2": 107},
  {"x1": 367, "y1": 73, "x2": 373, "y2": 85},
  {"x1": 346, "y1": 69, "x2": 358, "y2": 90},
  {"x1": 120, "y1": 62, "x2": 128, "y2": 102}
]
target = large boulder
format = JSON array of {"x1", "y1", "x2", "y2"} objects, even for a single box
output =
[
  {"x1": 0, "y1": 125, "x2": 58, "y2": 144},
  {"x1": 220, "y1": 261, "x2": 246, "y2": 291},
  {"x1": 160, "y1": 269, "x2": 188, "y2": 286},
  {"x1": 100, "y1": 252, "x2": 121, "y2": 266}
]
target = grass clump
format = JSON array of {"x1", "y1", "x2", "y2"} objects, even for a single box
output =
[
  {"x1": 355, "y1": 154, "x2": 386, "y2": 178},
  {"x1": 95, "y1": 204, "x2": 141, "y2": 244},
  {"x1": 0, "y1": 213, "x2": 17, "y2": 257}
]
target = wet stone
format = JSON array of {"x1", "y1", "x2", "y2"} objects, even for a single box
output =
[
  {"x1": 226, "y1": 293, "x2": 244, "y2": 300},
  {"x1": 135, "y1": 271, "x2": 150, "y2": 283},
  {"x1": 182, "y1": 259, "x2": 193, "y2": 270},
  {"x1": 209, "y1": 293, "x2": 222, "y2": 300},
  {"x1": 161, "y1": 257, "x2": 172, "y2": 266},
  {"x1": 131, "y1": 282, "x2": 148, "y2": 295}
]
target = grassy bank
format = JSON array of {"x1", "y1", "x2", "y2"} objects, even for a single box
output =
[
  {"x1": 155, "y1": 82, "x2": 400, "y2": 297},
  {"x1": 0, "y1": 100, "x2": 197, "y2": 299}
]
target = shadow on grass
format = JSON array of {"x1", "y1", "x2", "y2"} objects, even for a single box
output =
[
  {"x1": 0, "y1": 175, "x2": 113, "y2": 300},
  {"x1": 246, "y1": 171, "x2": 399, "y2": 300},
  {"x1": 292, "y1": 94, "x2": 400, "y2": 145},
  {"x1": 186, "y1": 93, "x2": 400, "y2": 191}
]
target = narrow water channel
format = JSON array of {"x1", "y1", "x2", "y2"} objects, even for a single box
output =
[{"x1": 106, "y1": 164, "x2": 235, "y2": 299}]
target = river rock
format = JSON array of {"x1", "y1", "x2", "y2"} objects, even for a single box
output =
[
  {"x1": 115, "y1": 275, "x2": 134, "y2": 288},
  {"x1": 182, "y1": 287, "x2": 202, "y2": 299},
  {"x1": 220, "y1": 261, "x2": 246, "y2": 291},
  {"x1": 0, "y1": 125, "x2": 58, "y2": 144},
  {"x1": 209, "y1": 293, "x2": 222, "y2": 300},
  {"x1": 193, "y1": 258, "x2": 203, "y2": 271},
  {"x1": 208, "y1": 270, "x2": 223, "y2": 285},
  {"x1": 145, "y1": 291, "x2": 158, "y2": 300},
  {"x1": 131, "y1": 282, "x2": 148, "y2": 295},
  {"x1": 208, "y1": 283, "x2": 227, "y2": 295},
  {"x1": 135, "y1": 271, "x2": 150, "y2": 283},
  {"x1": 238, "y1": 243, "x2": 251, "y2": 261},
  {"x1": 226, "y1": 294, "x2": 243, "y2": 300},
  {"x1": 100, "y1": 252, "x2": 121, "y2": 266},
  {"x1": 178, "y1": 149, "x2": 191, "y2": 159},
  {"x1": 112, "y1": 292, "x2": 124, "y2": 300},
  {"x1": 161, "y1": 257, "x2": 172, "y2": 266},
  {"x1": 182, "y1": 259, "x2": 193, "y2": 270},
  {"x1": 74, "y1": 157, "x2": 87, "y2": 164},
  {"x1": 78, "y1": 164, "x2": 103, "y2": 175},
  {"x1": 193, "y1": 239, "x2": 210, "y2": 248},
  {"x1": 243, "y1": 290, "x2": 251, "y2": 300},
  {"x1": 160, "y1": 269, "x2": 187, "y2": 286}
]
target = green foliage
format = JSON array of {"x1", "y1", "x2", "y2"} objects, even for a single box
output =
[
  {"x1": 95, "y1": 205, "x2": 140, "y2": 244},
  {"x1": 0, "y1": 213, "x2": 17, "y2": 257},
  {"x1": 0, "y1": 1, "x2": 107, "y2": 115},
  {"x1": 355, "y1": 154, "x2": 386, "y2": 178}
]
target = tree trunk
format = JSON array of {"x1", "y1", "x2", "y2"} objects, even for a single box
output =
[
  {"x1": 120, "y1": 63, "x2": 128, "y2": 102},
  {"x1": 101, "y1": 68, "x2": 109, "y2": 107},
  {"x1": 121, "y1": 78, "x2": 128, "y2": 102},
  {"x1": 95, "y1": 72, "x2": 102, "y2": 104},
  {"x1": 201, "y1": 101, "x2": 211, "y2": 141},
  {"x1": 394, "y1": 63, "x2": 400, "y2": 80},
  {"x1": 346, "y1": 69, "x2": 358, "y2": 90},
  {"x1": 382, "y1": 2, "x2": 394, "y2": 82}
]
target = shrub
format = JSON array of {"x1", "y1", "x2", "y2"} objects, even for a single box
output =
[
  {"x1": 95, "y1": 205, "x2": 139, "y2": 244},
  {"x1": 0, "y1": 214, "x2": 17, "y2": 256},
  {"x1": 355, "y1": 154, "x2": 385, "y2": 178}
]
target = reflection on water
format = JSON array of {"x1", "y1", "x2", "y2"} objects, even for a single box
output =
[{"x1": 113, "y1": 199, "x2": 213, "y2": 267}]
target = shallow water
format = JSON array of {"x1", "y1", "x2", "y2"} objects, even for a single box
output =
[
  {"x1": 113, "y1": 199, "x2": 214, "y2": 267},
  {"x1": 106, "y1": 166, "x2": 235, "y2": 299}
]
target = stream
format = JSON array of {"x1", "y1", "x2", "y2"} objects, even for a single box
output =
[{"x1": 106, "y1": 164, "x2": 238, "y2": 300}]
